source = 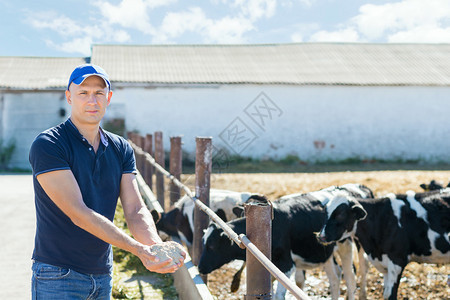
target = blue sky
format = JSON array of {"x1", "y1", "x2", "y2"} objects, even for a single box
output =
[{"x1": 1, "y1": 0, "x2": 449, "y2": 57}]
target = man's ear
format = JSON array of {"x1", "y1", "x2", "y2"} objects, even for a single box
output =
[
  {"x1": 107, "y1": 90, "x2": 112, "y2": 106},
  {"x1": 65, "y1": 90, "x2": 72, "y2": 104}
]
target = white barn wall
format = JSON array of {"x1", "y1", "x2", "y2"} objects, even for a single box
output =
[
  {"x1": 110, "y1": 84, "x2": 450, "y2": 163},
  {"x1": 3, "y1": 84, "x2": 449, "y2": 170},
  {"x1": 2, "y1": 91, "x2": 68, "y2": 170}
]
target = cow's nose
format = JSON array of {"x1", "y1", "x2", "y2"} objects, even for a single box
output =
[{"x1": 316, "y1": 231, "x2": 327, "y2": 243}]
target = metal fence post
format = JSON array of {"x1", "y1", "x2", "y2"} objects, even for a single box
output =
[
  {"x1": 245, "y1": 201, "x2": 273, "y2": 300},
  {"x1": 127, "y1": 131, "x2": 135, "y2": 144},
  {"x1": 135, "y1": 134, "x2": 143, "y2": 173},
  {"x1": 169, "y1": 136, "x2": 182, "y2": 206},
  {"x1": 144, "y1": 134, "x2": 153, "y2": 190},
  {"x1": 192, "y1": 137, "x2": 212, "y2": 283},
  {"x1": 139, "y1": 134, "x2": 146, "y2": 174},
  {"x1": 154, "y1": 131, "x2": 165, "y2": 210}
]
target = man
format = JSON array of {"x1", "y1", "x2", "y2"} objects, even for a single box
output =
[{"x1": 29, "y1": 64, "x2": 185, "y2": 299}]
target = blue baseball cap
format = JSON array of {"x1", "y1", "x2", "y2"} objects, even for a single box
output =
[{"x1": 67, "y1": 64, "x2": 111, "y2": 91}]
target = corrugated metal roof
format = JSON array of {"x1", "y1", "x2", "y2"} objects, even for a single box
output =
[
  {"x1": 0, "y1": 57, "x2": 87, "y2": 89},
  {"x1": 1, "y1": 43, "x2": 450, "y2": 89},
  {"x1": 91, "y1": 43, "x2": 450, "y2": 86}
]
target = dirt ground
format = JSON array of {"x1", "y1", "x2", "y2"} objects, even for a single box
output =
[{"x1": 180, "y1": 170, "x2": 450, "y2": 299}]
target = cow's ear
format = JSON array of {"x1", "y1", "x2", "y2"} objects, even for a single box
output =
[
  {"x1": 151, "y1": 210, "x2": 161, "y2": 223},
  {"x1": 351, "y1": 203, "x2": 367, "y2": 221},
  {"x1": 248, "y1": 194, "x2": 268, "y2": 204},
  {"x1": 232, "y1": 206, "x2": 245, "y2": 218},
  {"x1": 216, "y1": 209, "x2": 227, "y2": 222}
]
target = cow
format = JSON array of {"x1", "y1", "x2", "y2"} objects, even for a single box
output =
[
  {"x1": 317, "y1": 189, "x2": 450, "y2": 300},
  {"x1": 151, "y1": 189, "x2": 253, "y2": 247},
  {"x1": 198, "y1": 184, "x2": 374, "y2": 300},
  {"x1": 420, "y1": 179, "x2": 450, "y2": 191}
]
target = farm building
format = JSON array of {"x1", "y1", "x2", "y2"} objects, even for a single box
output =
[{"x1": 1, "y1": 43, "x2": 450, "y2": 170}]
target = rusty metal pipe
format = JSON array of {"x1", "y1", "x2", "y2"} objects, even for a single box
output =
[
  {"x1": 169, "y1": 136, "x2": 182, "y2": 206},
  {"x1": 154, "y1": 131, "x2": 165, "y2": 210},
  {"x1": 143, "y1": 134, "x2": 153, "y2": 190},
  {"x1": 192, "y1": 137, "x2": 212, "y2": 284},
  {"x1": 139, "y1": 135, "x2": 146, "y2": 178},
  {"x1": 245, "y1": 201, "x2": 272, "y2": 299}
]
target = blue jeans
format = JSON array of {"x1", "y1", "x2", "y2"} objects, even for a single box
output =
[{"x1": 31, "y1": 260, "x2": 112, "y2": 300}]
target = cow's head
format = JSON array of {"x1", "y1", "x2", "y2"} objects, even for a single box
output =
[
  {"x1": 151, "y1": 206, "x2": 193, "y2": 246},
  {"x1": 340, "y1": 183, "x2": 374, "y2": 199},
  {"x1": 231, "y1": 194, "x2": 268, "y2": 218},
  {"x1": 198, "y1": 219, "x2": 246, "y2": 275},
  {"x1": 419, "y1": 179, "x2": 450, "y2": 191},
  {"x1": 317, "y1": 193, "x2": 367, "y2": 245}
]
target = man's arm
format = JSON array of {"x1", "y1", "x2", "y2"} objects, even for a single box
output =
[
  {"x1": 119, "y1": 173, "x2": 163, "y2": 245},
  {"x1": 36, "y1": 169, "x2": 180, "y2": 273},
  {"x1": 119, "y1": 173, "x2": 186, "y2": 266}
]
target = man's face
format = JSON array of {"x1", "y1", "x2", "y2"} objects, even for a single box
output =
[{"x1": 66, "y1": 75, "x2": 112, "y2": 126}]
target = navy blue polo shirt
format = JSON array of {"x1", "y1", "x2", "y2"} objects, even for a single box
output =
[{"x1": 29, "y1": 118, "x2": 136, "y2": 274}]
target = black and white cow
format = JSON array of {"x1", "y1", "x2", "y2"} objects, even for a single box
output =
[
  {"x1": 317, "y1": 189, "x2": 450, "y2": 300},
  {"x1": 420, "y1": 179, "x2": 450, "y2": 191},
  {"x1": 198, "y1": 184, "x2": 374, "y2": 300},
  {"x1": 151, "y1": 189, "x2": 253, "y2": 246}
]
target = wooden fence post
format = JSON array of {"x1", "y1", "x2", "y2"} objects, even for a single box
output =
[
  {"x1": 245, "y1": 201, "x2": 273, "y2": 299},
  {"x1": 169, "y1": 136, "x2": 182, "y2": 207},
  {"x1": 144, "y1": 134, "x2": 153, "y2": 190},
  {"x1": 154, "y1": 131, "x2": 165, "y2": 210},
  {"x1": 192, "y1": 137, "x2": 212, "y2": 284}
]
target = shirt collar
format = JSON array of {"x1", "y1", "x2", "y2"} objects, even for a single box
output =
[
  {"x1": 99, "y1": 127, "x2": 109, "y2": 147},
  {"x1": 66, "y1": 118, "x2": 109, "y2": 147}
]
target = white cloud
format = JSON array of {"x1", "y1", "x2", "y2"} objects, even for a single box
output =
[
  {"x1": 45, "y1": 37, "x2": 93, "y2": 56},
  {"x1": 111, "y1": 30, "x2": 132, "y2": 43},
  {"x1": 289, "y1": 22, "x2": 320, "y2": 43},
  {"x1": 26, "y1": 9, "x2": 131, "y2": 55},
  {"x1": 388, "y1": 25, "x2": 450, "y2": 43},
  {"x1": 204, "y1": 16, "x2": 254, "y2": 43},
  {"x1": 153, "y1": 7, "x2": 254, "y2": 44},
  {"x1": 295, "y1": 0, "x2": 316, "y2": 7},
  {"x1": 28, "y1": 14, "x2": 81, "y2": 37},
  {"x1": 155, "y1": 7, "x2": 207, "y2": 42},
  {"x1": 94, "y1": 0, "x2": 155, "y2": 34},
  {"x1": 278, "y1": 0, "x2": 316, "y2": 8},
  {"x1": 305, "y1": 0, "x2": 450, "y2": 43},
  {"x1": 352, "y1": 0, "x2": 450, "y2": 42},
  {"x1": 233, "y1": 0, "x2": 277, "y2": 21},
  {"x1": 310, "y1": 27, "x2": 360, "y2": 43},
  {"x1": 291, "y1": 32, "x2": 303, "y2": 42},
  {"x1": 93, "y1": 0, "x2": 176, "y2": 35},
  {"x1": 143, "y1": 0, "x2": 177, "y2": 9}
]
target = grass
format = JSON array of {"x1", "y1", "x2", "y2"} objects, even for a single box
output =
[
  {"x1": 179, "y1": 153, "x2": 450, "y2": 174},
  {"x1": 112, "y1": 202, "x2": 178, "y2": 300},
  {"x1": 5, "y1": 153, "x2": 450, "y2": 175}
]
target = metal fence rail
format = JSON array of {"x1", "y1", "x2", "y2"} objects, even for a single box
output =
[{"x1": 130, "y1": 140, "x2": 311, "y2": 300}]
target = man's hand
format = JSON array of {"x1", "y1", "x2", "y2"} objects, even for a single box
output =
[{"x1": 137, "y1": 241, "x2": 186, "y2": 274}]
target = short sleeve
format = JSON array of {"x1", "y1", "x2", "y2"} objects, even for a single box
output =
[
  {"x1": 122, "y1": 139, "x2": 137, "y2": 174},
  {"x1": 29, "y1": 133, "x2": 70, "y2": 177}
]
